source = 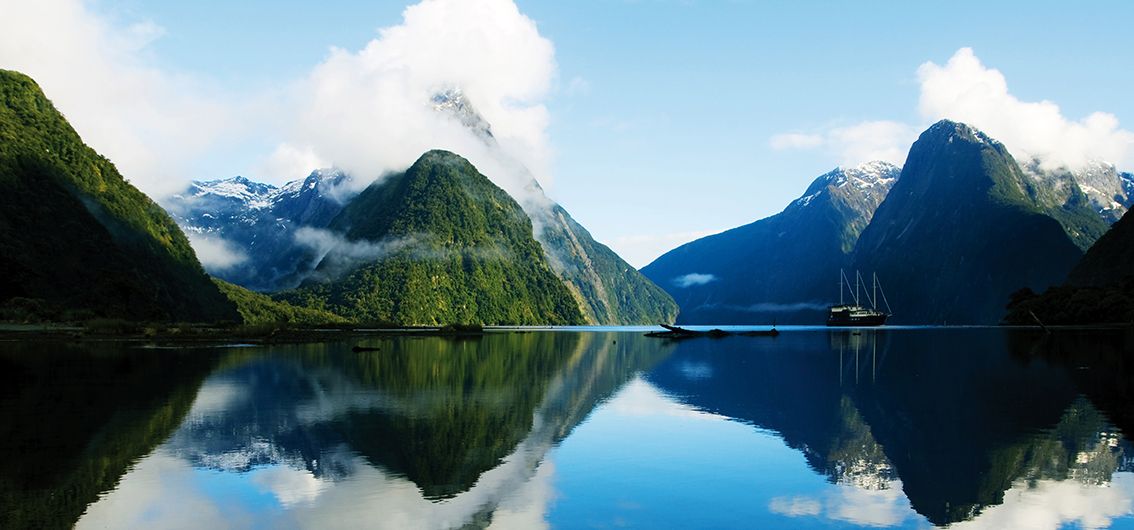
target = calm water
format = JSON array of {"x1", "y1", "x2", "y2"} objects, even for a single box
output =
[{"x1": 1, "y1": 327, "x2": 1133, "y2": 529}]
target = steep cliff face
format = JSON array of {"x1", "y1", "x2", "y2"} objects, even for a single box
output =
[{"x1": 852, "y1": 120, "x2": 1085, "y2": 324}]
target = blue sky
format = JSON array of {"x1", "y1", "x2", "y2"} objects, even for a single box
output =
[{"x1": 3, "y1": 0, "x2": 1133, "y2": 266}]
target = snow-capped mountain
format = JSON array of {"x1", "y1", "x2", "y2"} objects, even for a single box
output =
[
  {"x1": 1123, "y1": 172, "x2": 1134, "y2": 206},
  {"x1": 164, "y1": 169, "x2": 352, "y2": 291},
  {"x1": 1021, "y1": 159, "x2": 1134, "y2": 225},
  {"x1": 432, "y1": 88, "x2": 494, "y2": 142},
  {"x1": 792, "y1": 161, "x2": 899, "y2": 210}
]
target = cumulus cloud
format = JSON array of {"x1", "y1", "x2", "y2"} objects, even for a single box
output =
[
  {"x1": 185, "y1": 233, "x2": 249, "y2": 271},
  {"x1": 771, "y1": 47, "x2": 1134, "y2": 172},
  {"x1": 918, "y1": 47, "x2": 1134, "y2": 171},
  {"x1": 672, "y1": 273, "x2": 717, "y2": 288},
  {"x1": 770, "y1": 121, "x2": 918, "y2": 167},
  {"x1": 0, "y1": 0, "x2": 242, "y2": 198},
  {"x1": 270, "y1": 0, "x2": 557, "y2": 201},
  {"x1": 768, "y1": 482, "x2": 917, "y2": 528},
  {"x1": 949, "y1": 475, "x2": 1134, "y2": 530}
]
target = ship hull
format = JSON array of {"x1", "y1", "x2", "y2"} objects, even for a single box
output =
[
  {"x1": 826, "y1": 305, "x2": 889, "y2": 327},
  {"x1": 826, "y1": 313, "x2": 888, "y2": 327}
]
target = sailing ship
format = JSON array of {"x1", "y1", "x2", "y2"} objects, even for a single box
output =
[{"x1": 827, "y1": 269, "x2": 891, "y2": 327}]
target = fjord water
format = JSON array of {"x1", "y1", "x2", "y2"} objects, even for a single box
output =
[{"x1": 2, "y1": 329, "x2": 1133, "y2": 529}]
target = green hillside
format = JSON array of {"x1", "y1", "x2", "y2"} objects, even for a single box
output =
[
  {"x1": 0, "y1": 69, "x2": 237, "y2": 322},
  {"x1": 282, "y1": 150, "x2": 584, "y2": 325},
  {"x1": 536, "y1": 202, "x2": 677, "y2": 324},
  {"x1": 213, "y1": 279, "x2": 346, "y2": 325}
]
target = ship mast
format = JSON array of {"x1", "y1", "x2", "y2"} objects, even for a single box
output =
[
  {"x1": 873, "y1": 273, "x2": 878, "y2": 310},
  {"x1": 855, "y1": 271, "x2": 860, "y2": 306},
  {"x1": 839, "y1": 269, "x2": 844, "y2": 305}
]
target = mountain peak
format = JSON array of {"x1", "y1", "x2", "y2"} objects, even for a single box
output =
[
  {"x1": 276, "y1": 168, "x2": 350, "y2": 197},
  {"x1": 923, "y1": 119, "x2": 1003, "y2": 149},
  {"x1": 794, "y1": 161, "x2": 900, "y2": 209},
  {"x1": 187, "y1": 176, "x2": 277, "y2": 209},
  {"x1": 431, "y1": 88, "x2": 494, "y2": 140}
]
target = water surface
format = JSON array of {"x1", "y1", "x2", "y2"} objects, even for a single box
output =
[{"x1": 1, "y1": 327, "x2": 1133, "y2": 529}]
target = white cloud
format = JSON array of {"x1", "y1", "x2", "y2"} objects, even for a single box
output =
[
  {"x1": 772, "y1": 47, "x2": 1134, "y2": 172},
  {"x1": 0, "y1": 0, "x2": 241, "y2": 198},
  {"x1": 76, "y1": 452, "x2": 238, "y2": 530},
  {"x1": 259, "y1": 144, "x2": 330, "y2": 183},
  {"x1": 770, "y1": 121, "x2": 917, "y2": 167},
  {"x1": 769, "y1": 482, "x2": 917, "y2": 528},
  {"x1": 293, "y1": 227, "x2": 417, "y2": 281},
  {"x1": 250, "y1": 466, "x2": 331, "y2": 508},
  {"x1": 185, "y1": 233, "x2": 249, "y2": 271},
  {"x1": 604, "y1": 377, "x2": 728, "y2": 422},
  {"x1": 768, "y1": 496, "x2": 822, "y2": 517},
  {"x1": 827, "y1": 121, "x2": 917, "y2": 167},
  {"x1": 950, "y1": 474, "x2": 1134, "y2": 530},
  {"x1": 672, "y1": 272, "x2": 717, "y2": 288},
  {"x1": 918, "y1": 47, "x2": 1134, "y2": 171},
  {"x1": 273, "y1": 0, "x2": 558, "y2": 201}
]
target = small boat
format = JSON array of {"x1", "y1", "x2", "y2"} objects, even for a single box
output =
[
  {"x1": 827, "y1": 270, "x2": 891, "y2": 327},
  {"x1": 645, "y1": 324, "x2": 779, "y2": 339}
]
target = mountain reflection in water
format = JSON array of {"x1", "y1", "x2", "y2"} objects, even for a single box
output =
[{"x1": 0, "y1": 328, "x2": 1132, "y2": 529}]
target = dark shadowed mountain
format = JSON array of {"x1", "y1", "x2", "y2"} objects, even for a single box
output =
[
  {"x1": 852, "y1": 120, "x2": 1094, "y2": 324},
  {"x1": 641, "y1": 161, "x2": 899, "y2": 324},
  {"x1": 280, "y1": 150, "x2": 585, "y2": 325},
  {"x1": 1069, "y1": 207, "x2": 1134, "y2": 288},
  {"x1": 1003, "y1": 208, "x2": 1134, "y2": 325},
  {"x1": 0, "y1": 69, "x2": 236, "y2": 322}
]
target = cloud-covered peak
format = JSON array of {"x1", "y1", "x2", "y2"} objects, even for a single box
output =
[
  {"x1": 918, "y1": 48, "x2": 1134, "y2": 172},
  {"x1": 269, "y1": 0, "x2": 557, "y2": 202},
  {"x1": 773, "y1": 48, "x2": 1134, "y2": 177}
]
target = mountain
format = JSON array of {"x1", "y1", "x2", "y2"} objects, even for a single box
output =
[
  {"x1": 1020, "y1": 158, "x2": 1130, "y2": 232},
  {"x1": 641, "y1": 161, "x2": 900, "y2": 324},
  {"x1": 1124, "y1": 171, "x2": 1134, "y2": 207},
  {"x1": 532, "y1": 200, "x2": 678, "y2": 324},
  {"x1": 1002, "y1": 207, "x2": 1134, "y2": 325},
  {"x1": 163, "y1": 88, "x2": 676, "y2": 325},
  {"x1": 280, "y1": 150, "x2": 585, "y2": 325},
  {"x1": 164, "y1": 169, "x2": 350, "y2": 291},
  {"x1": 852, "y1": 120, "x2": 1090, "y2": 324},
  {"x1": 1069, "y1": 207, "x2": 1134, "y2": 287},
  {"x1": 212, "y1": 279, "x2": 346, "y2": 325},
  {"x1": 431, "y1": 89, "x2": 677, "y2": 324},
  {"x1": 0, "y1": 69, "x2": 237, "y2": 322}
]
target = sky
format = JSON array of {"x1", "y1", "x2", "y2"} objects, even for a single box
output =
[{"x1": 2, "y1": 0, "x2": 1133, "y2": 266}]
